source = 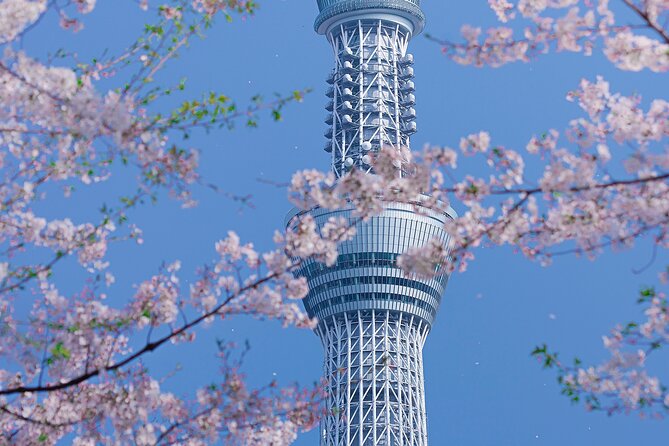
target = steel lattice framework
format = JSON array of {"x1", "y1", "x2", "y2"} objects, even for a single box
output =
[
  {"x1": 288, "y1": 2, "x2": 456, "y2": 445},
  {"x1": 324, "y1": 19, "x2": 415, "y2": 178},
  {"x1": 317, "y1": 312, "x2": 429, "y2": 446}
]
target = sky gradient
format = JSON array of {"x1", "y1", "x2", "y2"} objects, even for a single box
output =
[{"x1": 23, "y1": 1, "x2": 669, "y2": 444}]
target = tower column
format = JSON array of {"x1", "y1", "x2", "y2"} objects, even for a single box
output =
[
  {"x1": 289, "y1": 2, "x2": 456, "y2": 444},
  {"x1": 287, "y1": 201, "x2": 455, "y2": 446},
  {"x1": 324, "y1": 19, "x2": 416, "y2": 178},
  {"x1": 317, "y1": 310, "x2": 430, "y2": 446}
]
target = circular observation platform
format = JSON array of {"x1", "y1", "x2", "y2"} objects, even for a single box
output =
[
  {"x1": 287, "y1": 200, "x2": 455, "y2": 328},
  {"x1": 314, "y1": 0, "x2": 425, "y2": 35}
]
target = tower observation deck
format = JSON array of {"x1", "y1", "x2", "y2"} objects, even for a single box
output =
[{"x1": 287, "y1": 1, "x2": 455, "y2": 445}]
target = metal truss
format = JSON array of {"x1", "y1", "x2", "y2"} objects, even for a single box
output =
[
  {"x1": 288, "y1": 203, "x2": 455, "y2": 446},
  {"x1": 316, "y1": 310, "x2": 429, "y2": 446},
  {"x1": 324, "y1": 19, "x2": 416, "y2": 178},
  {"x1": 304, "y1": 3, "x2": 447, "y2": 445}
]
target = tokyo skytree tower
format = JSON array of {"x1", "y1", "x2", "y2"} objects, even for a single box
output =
[{"x1": 288, "y1": 1, "x2": 455, "y2": 445}]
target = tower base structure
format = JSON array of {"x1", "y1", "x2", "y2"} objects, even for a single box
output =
[{"x1": 318, "y1": 310, "x2": 429, "y2": 446}]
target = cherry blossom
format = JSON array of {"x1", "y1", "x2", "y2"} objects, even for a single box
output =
[
  {"x1": 533, "y1": 280, "x2": 669, "y2": 417},
  {"x1": 429, "y1": 0, "x2": 669, "y2": 72},
  {"x1": 0, "y1": 0, "x2": 665, "y2": 441},
  {"x1": 285, "y1": 69, "x2": 667, "y2": 419},
  {"x1": 489, "y1": 0, "x2": 515, "y2": 22},
  {"x1": 0, "y1": 0, "x2": 46, "y2": 43},
  {"x1": 353, "y1": 1, "x2": 668, "y2": 417},
  {"x1": 0, "y1": 1, "x2": 322, "y2": 443},
  {"x1": 299, "y1": 76, "x2": 668, "y2": 276}
]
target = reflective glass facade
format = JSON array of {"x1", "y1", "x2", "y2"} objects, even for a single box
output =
[{"x1": 293, "y1": 203, "x2": 453, "y2": 327}]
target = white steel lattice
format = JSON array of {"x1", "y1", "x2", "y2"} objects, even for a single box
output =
[
  {"x1": 316, "y1": 311, "x2": 429, "y2": 446},
  {"x1": 299, "y1": 2, "x2": 451, "y2": 446},
  {"x1": 324, "y1": 20, "x2": 416, "y2": 178}
]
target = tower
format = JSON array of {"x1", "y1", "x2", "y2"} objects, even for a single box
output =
[{"x1": 288, "y1": 1, "x2": 455, "y2": 445}]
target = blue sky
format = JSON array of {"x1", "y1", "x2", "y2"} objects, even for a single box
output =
[{"x1": 22, "y1": 0, "x2": 668, "y2": 444}]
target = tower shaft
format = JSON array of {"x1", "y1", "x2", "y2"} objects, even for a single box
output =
[
  {"x1": 289, "y1": 201, "x2": 452, "y2": 446},
  {"x1": 325, "y1": 20, "x2": 416, "y2": 177},
  {"x1": 289, "y1": 2, "x2": 455, "y2": 445},
  {"x1": 318, "y1": 311, "x2": 429, "y2": 446}
]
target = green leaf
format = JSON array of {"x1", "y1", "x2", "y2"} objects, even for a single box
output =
[
  {"x1": 638, "y1": 287, "x2": 656, "y2": 303},
  {"x1": 530, "y1": 344, "x2": 547, "y2": 356},
  {"x1": 51, "y1": 342, "x2": 71, "y2": 360}
]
